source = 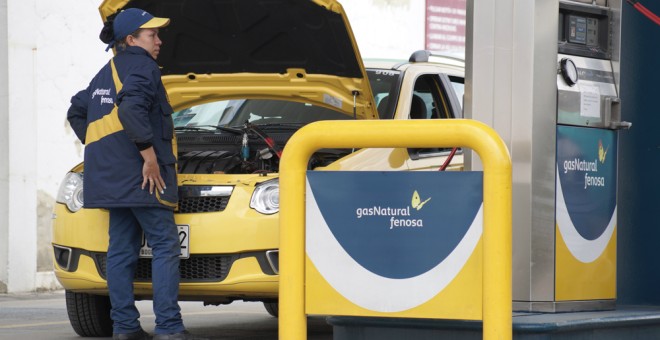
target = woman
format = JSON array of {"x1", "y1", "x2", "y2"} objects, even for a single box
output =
[{"x1": 67, "y1": 8, "x2": 205, "y2": 340}]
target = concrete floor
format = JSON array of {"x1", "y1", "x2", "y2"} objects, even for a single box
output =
[{"x1": 0, "y1": 290, "x2": 332, "y2": 340}]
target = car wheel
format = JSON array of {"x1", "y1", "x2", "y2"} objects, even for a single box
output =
[
  {"x1": 65, "y1": 290, "x2": 113, "y2": 337},
  {"x1": 263, "y1": 301, "x2": 278, "y2": 317}
]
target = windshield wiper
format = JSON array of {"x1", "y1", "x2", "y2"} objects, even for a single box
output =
[
  {"x1": 174, "y1": 125, "x2": 243, "y2": 134},
  {"x1": 201, "y1": 125, "x2": 243, "y2": 134},
  {"x1": 249, "y1": 123, "x2": 304, "y2": 130},
  {"x1": 174, "y1": 126, "x2": 206, "y2": 131}
]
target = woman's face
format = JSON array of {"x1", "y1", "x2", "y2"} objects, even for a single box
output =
[{"x1": 127, "y1": 28, "x2": 162, "y2": 59}]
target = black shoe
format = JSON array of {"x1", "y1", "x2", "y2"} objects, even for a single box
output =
[
  {"x1": 153, "y1": 330, "x2": 208, "y2": 340},
  {"x1": 113, "y1": 329, "x2": 152, "y2": 340}
]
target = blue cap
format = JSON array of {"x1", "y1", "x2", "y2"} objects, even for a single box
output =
[{"x1": 106, "y1": 8, "x2": 170, "y2": 51}]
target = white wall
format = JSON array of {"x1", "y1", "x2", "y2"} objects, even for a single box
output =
[
  {"x1": 344, "y1": 0, "x2": 426, "y2": 60},
  {"x1": 1, "y1": 0, "x2": 426, "y2": 293},
  {"x1": 3, "y1": 0, "x2": 39, "y2": 293},
  {"x1": 34, "y1": 1, "x2": 109, "y2": 288},
  {"x1": 0, "y1": 0, "x2": 9, "y2": 293},
  {"x1": 0, "y1": 0, "x2": 124, "y2": 293}
]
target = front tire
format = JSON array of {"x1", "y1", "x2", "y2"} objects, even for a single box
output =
[
  {"x1": 65, "y1": 290, "x2": 113, "y2": 337},
  {"x1": 263, "y1": 301, "x2": 278, "y2": 317}
]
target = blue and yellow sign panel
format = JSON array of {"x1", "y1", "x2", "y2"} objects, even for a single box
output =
[
  {"x1": 555, "y1": 125, "x2": 617, "y2": 300},
  {"x1": 305, "y1": 171, "x2": 484, "y2": 320}
]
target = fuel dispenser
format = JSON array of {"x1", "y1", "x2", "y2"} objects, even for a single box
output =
[
  {"x1": 552, "y1": 0, "x2": 629, "y2": 309},
  {"x1": 508, "y1": 0, "x2": 631, "y2": 312}
]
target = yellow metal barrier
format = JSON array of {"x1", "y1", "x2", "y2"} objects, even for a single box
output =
[{"x1": 279, "y1": 119, "x2": 512, "y2": 340}]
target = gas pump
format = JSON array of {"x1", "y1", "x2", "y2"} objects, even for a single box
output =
[
  {"x1": 552, "y1": 0, "x2": 630, "y2": 309},
  {"x1": 466, "y1": 0, "x2": 632, "y2": 313}
]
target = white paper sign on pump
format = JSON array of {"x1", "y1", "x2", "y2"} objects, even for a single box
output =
[{"x1": 580, "y1": 85, "x2": 601, "y2": 118}]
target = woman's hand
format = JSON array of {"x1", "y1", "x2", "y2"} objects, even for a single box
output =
[{"x1": 140, "y1": 146, "x2": 165, "y2": 194}]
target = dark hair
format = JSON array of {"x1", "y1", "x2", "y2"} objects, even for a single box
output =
[
  {"x1": 99, "y1": 13, "x2": 117, "y2": 44},
  {"x1": 99, "y1": 12, "x2": 142, "y2": 51},
  {"x1": 114, "y1": 29, "x2": 143, "y2": 50}
]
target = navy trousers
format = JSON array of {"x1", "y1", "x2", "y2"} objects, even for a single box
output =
[{"x1": 107, "y1": 207, "x2": 185, "y2": 335}]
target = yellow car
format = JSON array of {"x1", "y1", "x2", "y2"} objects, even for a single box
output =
[{"x1": 52, "y1": 0, "x2": 465, "y2": 337}]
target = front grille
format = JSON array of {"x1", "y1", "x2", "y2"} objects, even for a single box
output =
[
  {"x1": 93, "y1": 254, "x2": 238, "y2": 282},
  {"x1": 178, "y1": 196, "x2": 229, "y2": 213}
]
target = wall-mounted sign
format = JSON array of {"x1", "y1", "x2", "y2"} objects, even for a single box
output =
[{"x1": 425, "y1": 0, "x2": 466, "y2": 53}]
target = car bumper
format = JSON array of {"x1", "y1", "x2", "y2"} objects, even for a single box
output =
[
  {"x1": 51, "y1": 187, "x2": 280, "y2": 300},
  {"x1": 53, "y1": 251, "x2": 279, "y2": 300}
]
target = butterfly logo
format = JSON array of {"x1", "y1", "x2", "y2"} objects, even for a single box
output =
[
  {"x1": 598, "y1": 139, "x2": 608, "y2": 164},
  {"x1": 411, "y1": 190, "x2": 431, "y2": 211}
]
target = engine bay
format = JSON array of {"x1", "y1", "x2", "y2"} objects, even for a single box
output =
[{"x1": 176, "y1": 126, "x2": 350, "y2": 174}]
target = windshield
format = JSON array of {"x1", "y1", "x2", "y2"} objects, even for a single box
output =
[
  {"x1": 367, "y1": 69, "x2": 402, "y2": 120},
  {"x1": 172, "y1": 99, "x2": 352, "y2": 129}
]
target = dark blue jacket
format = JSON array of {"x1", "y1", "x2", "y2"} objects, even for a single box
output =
[{"x1": 67, "y1": 46, "x2": 177, "y2": 209}]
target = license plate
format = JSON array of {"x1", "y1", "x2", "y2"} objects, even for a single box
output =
[{"x1": 140, "y1": 225, "x2": 190, "y2": 259}]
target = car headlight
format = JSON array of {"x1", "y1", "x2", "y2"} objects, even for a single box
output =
[
  {"x1": 56, "y1": 172, "x2": 84, "y2": 212},
  {"x1": 250, "y1": 179, "x2": 279, "y2": 214}
]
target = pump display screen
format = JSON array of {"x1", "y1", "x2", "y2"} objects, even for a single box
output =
[
  {"x1": 567, "y1": 15, "x2": 598, "y2": 46},
  {"x1": 559, "y1": 3, "x2": 609, "y2": 59}
]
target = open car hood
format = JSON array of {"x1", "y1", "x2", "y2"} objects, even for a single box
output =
[{"x1": 99, "y1": 0, "x2": 377, "y2": 119}]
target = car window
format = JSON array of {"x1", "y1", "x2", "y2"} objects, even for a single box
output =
[
  {"x1": 411, "y1": 74, "x2": 455, "y2": 120},
  {"x1": 408, "y1": 74, "x2": 460, "y2": 159},
  {"x1": 449, "y1": 75, "x2": 465, "y2": 110},
  {"x1": 367, "y1": 69, "x2": 402, "y2": 120}
]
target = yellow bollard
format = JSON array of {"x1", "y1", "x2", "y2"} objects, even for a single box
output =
[{"x1": 279, "y1": 119, "x2": 511, "y2": 340}]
